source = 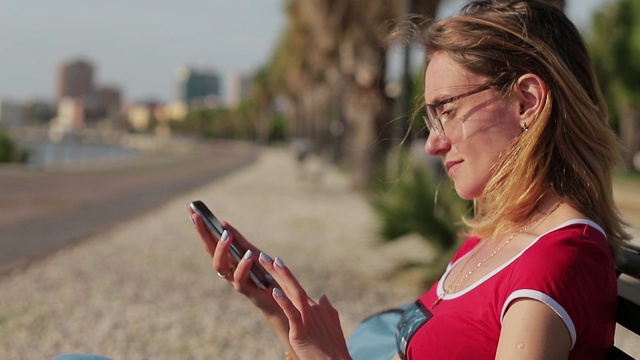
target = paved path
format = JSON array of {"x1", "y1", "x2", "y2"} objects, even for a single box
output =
[{"x1": 0, "y1": 140, "x2": 257, "y2": 274}]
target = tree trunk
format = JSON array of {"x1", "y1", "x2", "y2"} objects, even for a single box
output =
[
  {"x1": 619, "y1": 103, "x2": 640, "y2": 170},
  {"x1": 273, "y1": 0, "x2": 442, "y2": 188}
]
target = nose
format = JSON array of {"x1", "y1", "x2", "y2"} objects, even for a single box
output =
[{"x1": 424, "y1": 131, "x2": 450, "y2": 156}]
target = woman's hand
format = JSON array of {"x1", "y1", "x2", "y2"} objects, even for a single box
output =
[
  {"x1": 189, "y1": 209, "x2": 351, "y2": 360},
  {"x1": 259, "y1": 254, "x2": 352, "y2": 360},
  {"x1": 189, "y1": 211, "x2": 284, "y2": 320}
]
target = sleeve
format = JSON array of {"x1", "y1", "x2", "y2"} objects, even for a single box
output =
[{"x1": 499, "y1": 225, "x2": 616, "y2": 349}]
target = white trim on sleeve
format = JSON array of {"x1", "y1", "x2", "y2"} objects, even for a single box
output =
[{"x1": 500, "y1": 289, "x2": 576, "y2": 349}]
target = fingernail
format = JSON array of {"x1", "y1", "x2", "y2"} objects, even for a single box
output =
[
  {"x1": 274, "y1": 257, "x2": 286, "y2": 268},
  {"x1": 189, "y1": 214, "x2": 196, "y2": 225},
  {"x1": 220, "y1": 230, "x2": 229, "y2": 242},
  {"x1": 259, "y1": 252, "x2": 273, "y2": 263},
  {"x1": 273, "y1": 288, "x2": 284, "y2": 298},
  {"x1": 243, "y1": 249, "x2": 253, "y2": 261},
  {"x1": 319, "y1": 294, "x2": 333, "y2": 308}
]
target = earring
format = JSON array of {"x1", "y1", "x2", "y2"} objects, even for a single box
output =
[{"x1": 522, "y1": 123, "x2": 529, "y2": 132}]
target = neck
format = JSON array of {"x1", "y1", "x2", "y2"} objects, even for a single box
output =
[{"x1": 527, "y1": 195, "x2": 567, "y2": 234}]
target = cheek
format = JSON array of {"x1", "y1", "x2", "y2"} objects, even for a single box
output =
[
  {"x1": 459, "y1": 105, "x2": 521, "y2": 155},
  {"x1": 451, "y1": 148, "x2": 498, "y2": 200},
  {"x1": 453, "y1": 117, "x2": 521, "y2": 198},
  {"x1": 459, "y1": 128, "x2": 516, "y2": 175}
]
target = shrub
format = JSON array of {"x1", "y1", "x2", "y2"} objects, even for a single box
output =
[
  {"x1": 0, "y1": 130, "x2": 28, "y2": 163},
  {"x1": 370, "y1": 148, "x2": 470, "y2": 287},
  {"x1": 268, "y1": 115, "x2": 288, "y2": 143}
]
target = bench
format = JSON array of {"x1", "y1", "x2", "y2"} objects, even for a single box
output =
[{"x1": 608, "y1": 242, "x2": 640, "y2": 359}]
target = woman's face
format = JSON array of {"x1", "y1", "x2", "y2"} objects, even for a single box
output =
[{"x1": 424, "y1": 51, "x2": 523, "y2": 200}]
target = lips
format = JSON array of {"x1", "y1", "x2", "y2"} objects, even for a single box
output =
[{"x1": 445, "y1": 160, "x2": 463, "y2": 176}]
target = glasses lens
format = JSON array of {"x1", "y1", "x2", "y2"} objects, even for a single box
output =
[
  {"x1": 395, "y1": 301, "x2": 433, "y2": 359},
  {"x1": 424, "y1": 109, "x2": 445, "y2": 139}
]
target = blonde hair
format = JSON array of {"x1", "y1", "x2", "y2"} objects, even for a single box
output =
[{"x1": 423, "y1": 0, "x2": 630, "y2": 251}]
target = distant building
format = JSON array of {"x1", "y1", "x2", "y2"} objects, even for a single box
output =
[
  {"x1": 88, "y1": 85, "x2": 122, "y2": 119},
  {"x1": 50, "y1": 97, "x2": 86, "y2": 131},
  {"x1": 126, "y1": 100, "x2": 161, "y2": 132},
  {"x1": 227, "y1": 72, "x2": 253, "y2": 109},
  {"x1": 156, "y1": 101, "x2": 189, "y2": 123},
  {"x1": 55, "y1": 58, "x2": 124, "y2": 127},
  {"x1": 23, "y1": 98, "x2": 56, "y2": 125},
  {"x1": 0, "y1": 98, "x2": 25, "y2": 126},
  {"x1": 174, "y1": 66, "x2": 221, "y2": 107},
  {"x1": 56, "y1": 58, "x2": 94, "y2": 102}
]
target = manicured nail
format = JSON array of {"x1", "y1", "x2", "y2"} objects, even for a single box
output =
[
  {"x1": 220, "y1": 230, "x2": 229, "y2": 242},
  {"x1": 274, "y1": 257, "x2": 286, "y2": 268},
  {"x1": 259, "y1": 252, "x2": 273, "y2": 263},
  {"x1": 189, "y1": 214, "x2": 196, "y2": 225},
  {"x1": 273, "y1": 288, "x2": 284, "y2": 298},
  {"x1": 243, "y1": 249, "x2": 253, "y2": 261}
]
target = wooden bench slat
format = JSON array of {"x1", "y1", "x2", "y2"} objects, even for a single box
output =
[
  {"x1": 608, "y1": 243, "x2": 640, "y2": 360},
  {"x1": 617, "y1": 296, "x2": 640, "y2": 335},
  {"x1": 607, "y1": 346, "x2": 635, "y2": 360},
  {"x1": 617, "y1": 243, "x2": 640, "y2": 279}
]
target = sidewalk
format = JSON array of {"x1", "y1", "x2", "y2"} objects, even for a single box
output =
[{"x1": 0, "y1": 147, "x2": 427, "y2": 360}]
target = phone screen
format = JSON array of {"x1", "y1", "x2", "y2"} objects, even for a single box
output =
[
  {"x1": 188, "y1": 200, "x2": 271, "y2": 290},
  {"x1": 190, "y1": 200, "x2": 225, "y2": 237}
]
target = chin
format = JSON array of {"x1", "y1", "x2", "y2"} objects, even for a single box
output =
[{"x1": 453, "y1": 183, "x2": 481, "y2": 201}]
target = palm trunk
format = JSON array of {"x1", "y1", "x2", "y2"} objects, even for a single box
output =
[{"x1": 619, "y1": 103, "x2": 640, "y2": 170}]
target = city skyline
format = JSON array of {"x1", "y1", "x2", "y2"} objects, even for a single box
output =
[
  {"x1": 0, "y1": 0, "x2": 610, "y2": 104},
  {"x1": 0, "y1": 0, "x2": 285, "y2": 104}
]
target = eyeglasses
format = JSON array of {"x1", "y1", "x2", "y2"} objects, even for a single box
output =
[
  {"x1": 396, "y1": 301, "x2": 432, "y2": 360},
  {"x1": 423, "y1": 83, "x2": 494, "y2": 140}
]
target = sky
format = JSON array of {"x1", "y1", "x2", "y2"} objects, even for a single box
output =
[{"x1": 0, "y1": 0, "x2": 612, "y2": 104}]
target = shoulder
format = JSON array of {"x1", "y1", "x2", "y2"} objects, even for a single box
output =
[
  {"x1": 517, "y1": 220, "x2": 613, "y2": 273},
  {"x1": 502, "y1": 220, "x2": 617, "y2": 352},
  {"x1": 504, "y1": 219, "x2": 617, "y2": 315}
]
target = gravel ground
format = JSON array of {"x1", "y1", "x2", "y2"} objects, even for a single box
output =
[{"x1": 0, "y1": 147, "x2": 428, "y2": 360}]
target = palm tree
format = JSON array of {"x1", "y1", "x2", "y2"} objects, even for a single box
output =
[
  {"x1": 258, "y1": 0, "x2": 441, "y2": 187},
  {"x1": 257, "y1": 0, "x2": 567, "y2": 187},
  {"x1": 589, "y1": 0, "x2": 640, "y2": 170}
]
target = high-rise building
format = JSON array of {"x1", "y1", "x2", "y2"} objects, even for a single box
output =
[
  {"x1": 94, "y1": 86, "x2": 122, "y2": 118},
  {"x1": 226, "y1": 72, "x2": 253, "y2": 109},
  {"x1": 56, "y1": 58, "x2": 94, "y2": 102},
  {"x1": 174, "y1": 66, "x2": 221, "y2": 106}
]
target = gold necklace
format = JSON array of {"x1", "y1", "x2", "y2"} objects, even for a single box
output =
[{"x1": 430, "y1": 202, "x2": 562, "y2": 309}]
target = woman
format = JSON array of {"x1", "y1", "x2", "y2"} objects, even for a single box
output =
[{"x1": 189, "y1": 0, "x2": 631, "y2": 359}]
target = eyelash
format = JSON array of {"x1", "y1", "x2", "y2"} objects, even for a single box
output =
[{"x1": 439, "y1": 109, "x2": 453, "y2": 118}]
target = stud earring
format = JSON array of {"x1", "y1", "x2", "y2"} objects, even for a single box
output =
[{"x1": 522, "y1": 123, "x2": 529, "y2": 132}]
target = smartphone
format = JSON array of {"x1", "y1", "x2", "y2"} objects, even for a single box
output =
[{"x1": 187, "y1": 200, "x2": 271, "y2": 290}]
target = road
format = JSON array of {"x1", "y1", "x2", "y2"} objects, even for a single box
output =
[
  {"x1": 0, "y1": 139, "x2": 257, "y2": 274},
  {"x1": 1, "y1": 138, "x2": 637, "y2": 275}
]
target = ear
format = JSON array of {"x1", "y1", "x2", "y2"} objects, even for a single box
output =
[{"x1": 514, "y1": 73, "x2": 547, "y2": 129}]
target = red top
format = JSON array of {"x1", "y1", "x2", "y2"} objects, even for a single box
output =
[{"x1": 405, "y1": 220, "x2": 617, "y2": 359}]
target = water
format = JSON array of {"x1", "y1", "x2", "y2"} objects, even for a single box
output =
[{"x1": 19, "y1": 140, "x2": 142, "y2": 168}]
